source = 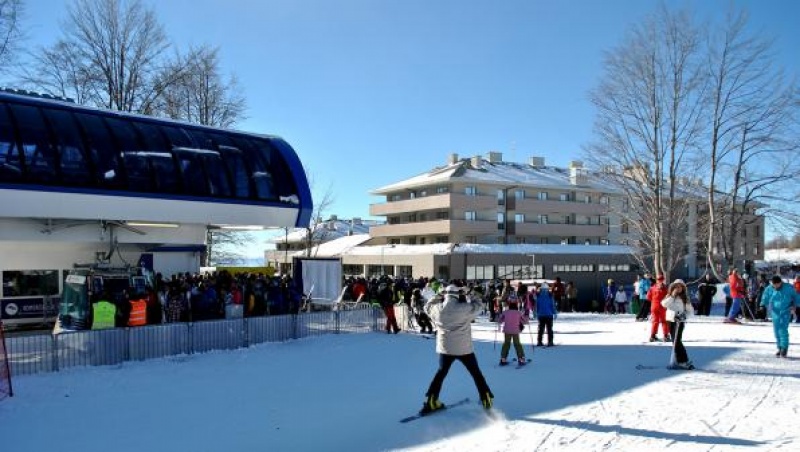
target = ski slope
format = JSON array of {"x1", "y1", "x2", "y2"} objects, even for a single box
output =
[{"x1": 2, "y1": 313, "x2": 798, "y2": 452}]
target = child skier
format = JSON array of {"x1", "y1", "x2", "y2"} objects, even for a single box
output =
[
  {"x1": 661, "y1": 279, "x2": 694, "y2": 369},
  {"x1": 411, "y1": 288, "x2": 435, "y2": 334},
  {"x1": 497, "y1": 300, "x2": 529, "y2": 365},
  {"x1": 536, "y1": 283, "x2": 557, "y2": 347}
]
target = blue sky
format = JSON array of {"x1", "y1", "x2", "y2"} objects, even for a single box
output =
[{"x1": 16, "y1": 0, "x2": 800, "y2": 229}]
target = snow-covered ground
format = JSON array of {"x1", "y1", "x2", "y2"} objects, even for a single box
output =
[{"x1": 2, "y1": 311, "x2": 798, "y2": 452}]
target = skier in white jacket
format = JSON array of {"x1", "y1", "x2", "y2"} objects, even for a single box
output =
[
  {"x1": 661, "y1": 279, "x2": 695, "y2": 369},
  {"x1": 419, "y1": 280, "x2": 493, "y2": 415}
]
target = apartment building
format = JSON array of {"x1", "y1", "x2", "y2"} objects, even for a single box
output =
[
  {"x1": 370, "y1": 152, "x2": 622, "y2": 247},
  {"x1": 368, "y1": 152, "x2": 765, "y2": 279}
]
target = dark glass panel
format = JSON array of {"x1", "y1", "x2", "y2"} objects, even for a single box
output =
[
  {"x1": 9, "y1": 104, "x2": 57, "y2": 184},
  {"x1": 0, "y1": 104, "x2": 23, "y2": 182},
  {"x1": 42, "y1": 108, "x2": 94, "y2": 186},
  {"x1": 73, "y1": 113, "x2": 125, "y2": 189},
  {"x1": 228, "y1": 135, "x2": 276, "y2": 201},
  {"x1": 132, "y1": 122, "x2": 181, "y2": 194},
  {"x1": 159, "y1": 125, "x2": 194, "y2": 149},
  {"x1": 217, "y1": 147, "x2": 251, "y2": 198},
  {"x1": 105, "y1": 117, "x2": 153, "y2": 192},
  {"x1": 173, "y1": 149, "x2": 209, "y2": 196}
]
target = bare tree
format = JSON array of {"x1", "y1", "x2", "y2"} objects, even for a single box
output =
[
  {"x1": 302, "y1": 180, "x2": 335, "y2": 257},
  {"x1": 0, "y1": 0, "x2": 23, "y2": 74},
  {"x1": 22, "y1": 0, "x2": 188, "y2": 113},
  {"x1": 205, "y1": 228, "x2": 255, "y2": 266},
  {"x1": 702, "y1": 9, "x2": 800, "y2": 274},
  {"x1": 158, "y1": 45, "x2": 246, "y2": 128},
  {"x1": 586, "y1": 6, "x2": 706, "y2": 279}
]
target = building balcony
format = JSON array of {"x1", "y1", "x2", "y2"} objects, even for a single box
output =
[
  {"x1": 513, "y1": 222, "x2": 608, "y2": 237},
  {"x1": 369, "y1": 219, "x2": 499, "y2": 238},
  {"x1": 369, "y1": 193, "x2": 495, "y2": 216},
  {"x1": 513, "y1": 198, "x2": 609, "y2": 215}
]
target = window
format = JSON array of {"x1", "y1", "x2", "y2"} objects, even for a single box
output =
[
  {"x1": 622, "y1": 199, "x2": 629, "y2": 212},
  {"x1": 2, "y1": 270, "x2": 60, "y2": 297},
  {"x1": 436, "y1": 186, "x2": 449, "y2": 194},
  {"x1": 584, "y1": 195, "x2": 592, "y2": 203},
  {"x1": 466, "y1": 265, "x2": 495, "y2": 280},
  {"x1": 133, "y1": 122, "x2": 182, "y2": 194},
  {"x1": 436, "y1": 211, "x2": 449, "y2": 220},
  {"x1": 497, "y1": 212, "x2": 505, "y2": 230},
  {"x1": 560, "y1": 193, "x2": 570, "y2": 202},
  {"x1": 343, "y1": 264, "x2": 364, "y2": 276},
  {"x1": 419, "y1": 213, "x2": 428, "y2": 222},
  {"x1": 389, "y1": 194, "x2": 401, "y2": 202},
  {"x1": 465, "y1": 235, "x2": 477, "y2": 244},
  {"x1": 584, "y1": 239, "x2": 592, "y2": 245},
  {"x1": 515, "y1": 213, "x2": 525, "y2": 223},
  {"x1": 0, "y1": 104, "x2": 23, "y2": 183},
  {"x1": 497, "y1": 189, "x2": 505, "y2": 205},
  {"x1": 598, "y1": 264, "x2": 631, "y2": 272},
  {"x1": 564, "y1": 215, "x2": 571, "y2": 224},
  {"x1": 537, "y1": 192, "x2": 548, "y2": 200},
  {"x1": 10, "y1": 104, "x2": 57, "y2": 184},
  {"x1": 600, "y1": 239, "x2": 610, "y2": 245},
  {"x1": 600, "y1": 195, "x2": 609, "y2": 204},
  {"x1": 515, "y1": 236, "x2": 527, "y2": 244},
  {"x1": 754, "y1": 243, "x2": 760, "y2": 255},
  {"x1": 621, "y1": 221, "x2": 629, "y2": 234},
  {"x1": 465, "y1": 211, "x2": 476, "y2": 221},
  {"x1": 538, "y1": 214, "x2": 548, "y2": 224},
  {"x1": 409, "y1": 190, "x2": 417, "y2": 199},
  {"x1": 73, "y1": 113, "x2": 123, "y2": 189},
  {"x1": 435, "y1": 236, "x2": 448, "y2": 243},
  {"x1": 465, "y1": 186, "x2": 476, "y2": 196},
  {"x1": 553, "y1": 264, "x2": 595, "y2": 273},
  {"x1": 515, "y1": 189, "x2": 525, "y2": 200},
  {"x1": 497, "y1": 265, "x2": 541, "y2": 279},
  {"x1": 42, "y1": 109, "x2": 93, "y2": 186},
  {"x1": 419, "y1": 189, "x2": 428, "y2": 197},
  {"x1": 396, "y1": 266, "x2": 413, "y2": 278}
]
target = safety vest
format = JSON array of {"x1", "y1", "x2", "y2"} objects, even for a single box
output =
[
  {"x1": 92, "y1": 301, "x2": 116, "y2": 330},
  {"x1": 128, "y1": 299, "x2": 147, "y2": 326}
]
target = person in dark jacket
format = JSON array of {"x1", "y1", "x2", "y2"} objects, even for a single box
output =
[
  {"x1": 697, "y1": 274, "x2": 718, "y2": 316},
  {"x1": 378, "y1": 280, "x2": 400, "y2": 333},
  {"x1": 536, "y1": 283, "x2": 557, "y2": 346}
]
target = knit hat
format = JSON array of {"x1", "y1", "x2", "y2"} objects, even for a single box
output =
[{"x1": 668, "y1": 279, "x2": 687, "y2": 292}]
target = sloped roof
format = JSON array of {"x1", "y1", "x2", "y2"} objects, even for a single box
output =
[{"x1": 371, "y1": 158, "x2": 613, "y2": 194}]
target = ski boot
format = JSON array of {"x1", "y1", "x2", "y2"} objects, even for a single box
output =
[
  {"x1": 419, "y1": 395, "x2": 445, "y2": 415},
  {"x1": 480, "y1": 391, "x2": 494, "y2": 409}
]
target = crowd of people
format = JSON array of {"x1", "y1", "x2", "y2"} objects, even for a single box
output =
[{"x1": 89, "y1": 271, "x2": 307, "y2": 329}]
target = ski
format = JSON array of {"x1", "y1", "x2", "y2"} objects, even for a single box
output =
[
  {"x1": 636, "y1": 364, "x2": 696, "y2": 371},
  {"x1": 400, "y1": 397, "x2": 471, "y2": 423}
]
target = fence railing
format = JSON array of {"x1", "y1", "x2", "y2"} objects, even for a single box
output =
[{"x1": 6, "y1": 307, "x2": 383, "y2": 377}]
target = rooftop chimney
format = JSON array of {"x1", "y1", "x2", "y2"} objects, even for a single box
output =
[
  {"x1": 471, "y1": 155, "x2": 482, "y2": 169},
  {"x1": 448, "y1": 153, "x2": 459, "y2": 165},
  {"x1": 529, "y1": 156, "x2": 545, "y2": 167},
  {"x1": 487, "y1": 151, "x2": 503, "y2": 163}
]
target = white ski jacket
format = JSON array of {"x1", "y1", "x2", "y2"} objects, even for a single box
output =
[
  {"x1": 661, "y1": 296, "x2": 694, "y2": 322},
  {"x1": 425, "y1": 285, "x2": 482, "y2": 356}
]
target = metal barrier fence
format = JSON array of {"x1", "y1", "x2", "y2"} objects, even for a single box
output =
[{"x1": 6, "y1": 307, "x2": 383, "y2": 377}]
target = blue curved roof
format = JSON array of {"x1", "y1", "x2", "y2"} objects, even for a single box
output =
[{"x1": 0, "y1": 92, "x2": 312, "y2": 227}]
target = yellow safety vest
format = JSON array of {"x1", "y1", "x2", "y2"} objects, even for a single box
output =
[{"x1": 92, "y1": 301, "x2": 116, "y2": 330}]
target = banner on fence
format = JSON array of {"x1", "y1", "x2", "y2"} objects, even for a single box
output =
[{"x1": 0, "y1": 320, "x2": 13, "y2": 399}]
